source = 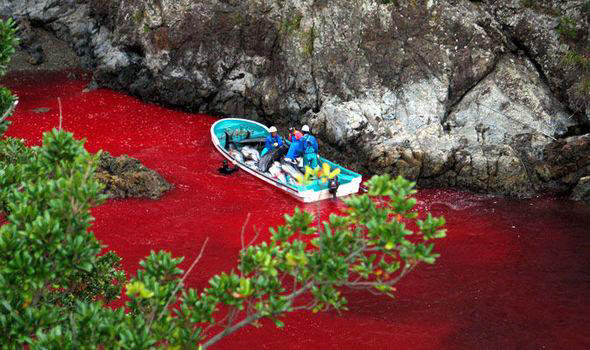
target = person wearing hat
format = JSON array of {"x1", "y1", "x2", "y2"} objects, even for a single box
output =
[
  {"x1": 285, "y1": 126, "x2": 304, "y2": 162},
  {"x1": 288, "y1": 126, "x2": 303, "y2": 142},
  {"x1": 261, "y1": 126, "x2": 283, "y2": 156},
  {"x1": 301, "y1": 124, "x2": 319, "y2": 168}
]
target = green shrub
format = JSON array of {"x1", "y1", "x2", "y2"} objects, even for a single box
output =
[
  {"x1": 280, "y1": 14, "x2": 303, "y2": 35},
  {"x1": 557, "y1": 16, "x2": 578, "y2": 39},
  {"x1": 1, "y1": 143, "x2": 446, "y2": 348},
  {"x1": 562, "y1": 50, "x2": 590, "y2": 71},
  {"x1": 302, "y1": 27, "x2": 316, "y2": 57},
  {"x1": 0, "y1": 17, "x2": 445, "y2": 349},
  {"x1": 0, "y1": 19, "x2": 18, "y2": 135},
  {"x1": 0, "y1": 130, "x2": 126, "y2": 344}
]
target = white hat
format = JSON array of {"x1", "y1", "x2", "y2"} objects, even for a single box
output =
[
  {"x1": 301, "y1": 125, "x2": 310, "y2": 132},
  {"x1": 269, "y1": 126, "x2": 277, "y2": 133}
]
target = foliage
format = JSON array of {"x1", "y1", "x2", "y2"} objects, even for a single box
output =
[
  {"x1": 563, "y1": 50, "x2": 590, "y2": 71},
  {"x1": 0, "y1": 14, "x2": 445, "y2": 348},
  {"x1": 0, "y1": 19, "x2": 18, "y2": 135},
  {"x1": 280, "y1": 13, "x2": 303, "y2": 35},
  {"x1": 0, "y1": 137, "x2": 34, "y2": 211},
  {"x1": 0, "y1": 130, "x2": 127, "y2": 345},
  {"x1": 0, "y1": 18, "x2": 18, "y2": 77},
  {"x1": 1, "y1": 143, "x2": 445, "y2": 348},
  {"x1": 557, "y1": 16, "x2": 578, "y2": 39},
  {"x1": 302, "y1": 27, "x2": 316, "y2": 57}
]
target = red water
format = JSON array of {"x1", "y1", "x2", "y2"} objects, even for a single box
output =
[{"x1": 3, "y1": 70, "x2": 590, "y2": 349}]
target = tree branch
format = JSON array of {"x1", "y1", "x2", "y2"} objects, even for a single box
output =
[
  {"x1": 152, "y1": 237, "x2": 209, "y2": 326},
  {"x1": 202, "y1": 280, "x2": 315, "y2": 349}
]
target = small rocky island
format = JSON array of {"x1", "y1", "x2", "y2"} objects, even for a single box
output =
[{"x1": 96, "y1": 152, "x2": 172, "y2": 199}]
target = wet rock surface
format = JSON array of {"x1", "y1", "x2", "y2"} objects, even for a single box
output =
[
  {"x1": 537, "y1": 133, "x2": 590, "y2": 193},
  {"x1": 3, "y1": 0, "x2": 589, "y2": 200},
  {"x1": 14, "y1": 18, "x2": 45, "y2": 65},
  {"x1": 571, "y1": 176, "x2": 590, "y2": 202},
  {"x1": 96, "y1": 152, "x2": 173, "y2": 200}
]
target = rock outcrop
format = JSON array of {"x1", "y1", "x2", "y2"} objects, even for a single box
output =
[
  {"x1": 3, "y1": 0, "x2": 589, "y2": 199},
  {"x1": 96, "y1": 152, "x2": 173, "y2": 199},
  {"x1": 537, "y1": 133, "x2": 590, "y2": 193},
  {"x1": 571, "y1": 176, "x2": 590, "y2": 202}
]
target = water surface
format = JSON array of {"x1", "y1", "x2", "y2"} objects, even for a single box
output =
[{"x1": 3, "y1": 70, "x2": 589, "y2": 349}]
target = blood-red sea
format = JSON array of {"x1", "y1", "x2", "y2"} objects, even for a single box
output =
[{"x1": 3, "y1": 70, "x2": 590, "y2": 349}]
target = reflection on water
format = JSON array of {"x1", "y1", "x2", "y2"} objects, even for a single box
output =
[{"x1": 3, "y1": 70, "x2": 590, "y2": 349}]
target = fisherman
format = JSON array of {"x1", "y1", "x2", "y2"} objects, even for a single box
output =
[
  {"x1": 284, "y1": 126, "x2": 305, "y2": 163},
  {"x1": 288, "y1": 126, "x2": 303, "y2": 143},
  {"x1": 218, "y1": 160, "x2": 238, "y2": 175},
  {"x1": 328, "y1": 175, "x2": 340, "y2": 199},
  {"x1": 301, "y1": 125, "x2": 319, "y2": 169},
  {"x1": 261, "y1": 126, "x2": 283, "y2": 156}
]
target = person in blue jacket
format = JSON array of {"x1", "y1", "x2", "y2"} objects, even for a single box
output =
[
  {"x1": 261, "y1": 126, "x2": 283, "y2": 156},
  {"x1": 301, "y1": 125, "x2": 319, "y2": 169}
]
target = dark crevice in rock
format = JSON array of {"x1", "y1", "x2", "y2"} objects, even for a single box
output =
[
  {"x1": 14, "y1": 18, "x2": 45, "y2": 65},
  {"x1": 27, "y1": 18, "x2": 53, "y2": 27},
  {"x1": 441, "y1": 56, "x2": 501, "y2": 132},
  {"x1": 560, "y1": 123, "x2": 590, "y2": 138},
  {"x1": 204, "y1": 90, "x2": 220, "y2": 113},
  {"x1": 309, "y1": 22, "x2": 322, "y2": 114},
  {"x1": 507, "y1": 35, "x2": 552, "y2": 89},
  {"x1": 125, "y1": 44, "x2": 145, "y2": 60}
]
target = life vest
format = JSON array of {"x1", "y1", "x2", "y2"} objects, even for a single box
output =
[
  {"x1": 302, "y1": 134, "x2": 317, "y2": 154},
  {"x1": 289, "y1": 130, "x2": 303, "y2": 142}
]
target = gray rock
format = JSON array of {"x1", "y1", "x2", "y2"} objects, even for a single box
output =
[
  {"x1": 96, "y1": 152, "x2": 173, "y2": 200},
  {"x1": 4, "y1": 0, "x2": 589, "y2": 198},
  {"x1": 14, "y1": 18, "x2": 45, "y2": 65},
  {"x1": 486, "y1": 0, "x2": 589, "y2": 126},
  {"x1": 571, "y1": 176, "x2": 590, "y2": 202}
]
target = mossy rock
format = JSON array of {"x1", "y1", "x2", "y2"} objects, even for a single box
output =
[{"x1": 96, "y1": 152, "x2": 173, "y2": 199}]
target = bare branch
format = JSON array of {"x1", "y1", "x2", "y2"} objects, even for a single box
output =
[
  {"x1": 202, "y1": 280, "x2": 315, "y2": 349},
  {"x1": 202, "y1": 313, "x2": 262, "y2": 350},
  {"x1": 58, "y1": 97, "x2": 63, "y2": 131},
  {"x1": 240, "y1": 213, "x2": 251, "y2": 250},
  {"x1": 153, "y1": 237, "x2": 209, "y2": 325}
]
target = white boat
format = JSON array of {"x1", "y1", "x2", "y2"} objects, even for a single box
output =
[{"x1": 210, "y1": 118, "x2": 362, "y2": 202}]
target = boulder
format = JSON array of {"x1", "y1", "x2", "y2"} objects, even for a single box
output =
[
  {"x1": 571, "y1": 176, "x2": 590, "y2": 202},
  {"x1": 96, "y1": 153, "x2": 173, "y2": 200}
]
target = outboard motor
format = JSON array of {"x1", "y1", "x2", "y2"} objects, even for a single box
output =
[{"x1": 328, "y1": 176, "x2": 340, "y2": 199}]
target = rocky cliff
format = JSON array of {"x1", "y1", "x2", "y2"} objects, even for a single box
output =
[{"x1": 3, "y1": 0, "x2": 589, "y2": 199}]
